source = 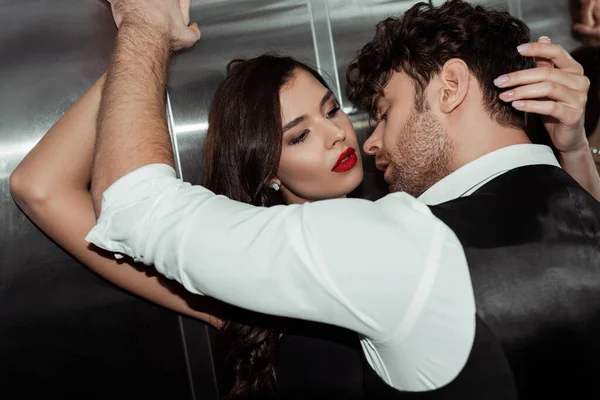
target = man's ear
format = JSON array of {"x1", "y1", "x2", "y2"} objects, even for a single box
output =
[{"x1": 437, "y1": 58, "x2": 470, "y2": 114}]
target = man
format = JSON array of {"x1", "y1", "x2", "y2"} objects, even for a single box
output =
[
  {"x1": 87, "y1": 0, "x2": 600, "y2": 398},
  {"x1": 348, "y1": 1, "x2": 600, "y2": 398}
]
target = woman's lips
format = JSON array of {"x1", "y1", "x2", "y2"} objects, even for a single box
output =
[{"x1": 332, "y1": 148, "x2": 358, "y2": 173}]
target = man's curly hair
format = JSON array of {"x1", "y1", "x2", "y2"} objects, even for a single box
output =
[{"x1": 347, "y1": 0, "x2": 535, "y2": 129}]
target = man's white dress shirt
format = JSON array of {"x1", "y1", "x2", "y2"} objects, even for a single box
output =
[
  {"x1": 85, "y1": 143, "x2": 558, "y2": 392},
  {"x1": 419, "y1": 144, "x2": 560, "y2": 205}
]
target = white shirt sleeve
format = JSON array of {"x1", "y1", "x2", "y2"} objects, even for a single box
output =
[{"x1": 86, "y1": 163, "x2": 476, "y2": 392}]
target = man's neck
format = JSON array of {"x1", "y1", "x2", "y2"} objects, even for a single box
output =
[{"x1": 451, "y1": 120, "x2": 531, "y2": 172}]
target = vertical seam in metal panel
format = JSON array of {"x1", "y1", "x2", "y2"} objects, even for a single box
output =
[
  {"x1": 166, "y1": 92, "x2": 184, "y2": 179},
  {"x1": 323, "y1": 1, "x2": 344, "y2": 109},
  {"x1": 306, "y1": 0, "x2": 322, "y2": 72},
  {"x1": 166, "y1": 92, "x2": 196, "y2": 400},
  {"x1": 508, "y1": 0, "x2": 523, "y2": 19},
  {"x1": 203, "y1": 323, "x2": 220, "y2": 397},
  {"x1": 178, "y1": 316, "x2": 197, "y2": 400},
  {"x1": 307, "y1": 0, "x2": 344, "y2": 108}
]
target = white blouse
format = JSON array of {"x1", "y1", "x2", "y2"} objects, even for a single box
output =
[{"x1": 86, "y1": 163, "x2": 475, "y2": 392}]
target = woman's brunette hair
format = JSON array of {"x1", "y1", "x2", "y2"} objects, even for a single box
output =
[{"x1": 202, "y1": 54, "x2": 330, "y2": 399}]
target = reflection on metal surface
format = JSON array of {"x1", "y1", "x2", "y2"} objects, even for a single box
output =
[
  {"x1": 174, "y1": 122, "x2": 210, "y2": 135},
  {"x1": 167, "y1": 92, "x2": 185, "y2": 179},
  {"x1": 0, "y1": 139, "x2": 40, "y2": 159},
  {"x1": 507, "y1": 0, "x2": 523, "y2": 18},
  {"x1": 0, "y1": 1, "x2": 208, "y2": 399},
  {"x1": 522, "y1": 0, "x2": 579, "y2": 52},
  {"x1": 307, "y1": 0, "x2": 344, "y2": 106}
]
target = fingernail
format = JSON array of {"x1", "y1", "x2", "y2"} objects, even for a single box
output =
[
  {"x1": 517, "y1": 44, "x2": 531, "y2": 53},
  {"x1": 539, "y1": 36, "x2": 551, "y2": 42},
  {"x1": 512, "y1": 101, "x2": 526, "y2": 108},
  {"x1": 501, "y1": 91, "x2": 514, "y2": 99},
  {"x1": 494, "y1": 75, "x2": 509, "y2": 86}
]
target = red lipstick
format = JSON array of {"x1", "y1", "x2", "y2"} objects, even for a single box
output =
[{"x1": 332, "y1": 148, "x2": 358, "y2": 173}]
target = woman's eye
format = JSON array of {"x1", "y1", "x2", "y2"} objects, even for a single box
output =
[
  {"x1": 326, "y1": 105, "x2": 341, "y2": 119},
  {"x1": 290, "y1": 129, "x2": 309, "y2": 145}
]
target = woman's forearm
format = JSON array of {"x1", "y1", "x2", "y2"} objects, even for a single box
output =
[{"x1": 9, "y1": 73, "x2": 222, "y2": 327}]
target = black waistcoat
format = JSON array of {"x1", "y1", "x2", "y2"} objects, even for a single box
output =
[
  {"x1": 274, "y1": 165, "x2": 600, "y2": 399},
  {"x1": 430, "y1": 165, "x2": 600, "y2": 399}
]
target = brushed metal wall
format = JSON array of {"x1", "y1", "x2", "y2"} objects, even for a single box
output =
[
  {"x1": 0, "y1": 2, "x2": 217, "y2": 399},
  {"x1": 0, "y1": 1, "x2": 588, "y2": 399}
]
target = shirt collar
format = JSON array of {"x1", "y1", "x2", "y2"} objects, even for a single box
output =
[{"x1": 418, "y1": 144, "x2": 561, "y2": 206}]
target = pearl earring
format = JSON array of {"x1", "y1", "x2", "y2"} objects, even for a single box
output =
[{"x1": 271, "y1": 183, "x2": 280, "y2": 191}]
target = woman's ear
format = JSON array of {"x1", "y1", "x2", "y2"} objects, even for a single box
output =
[{"x1": 437, "y1": 58, "x2": 470, "y2": 114}]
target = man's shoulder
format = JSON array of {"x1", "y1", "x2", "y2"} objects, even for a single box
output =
[
  {"x1": 436, "y1": 164, "x2": 591, "y2": 208},
  {"x1": 429, "y1": 164, "x2": 600, "y2": 246}
]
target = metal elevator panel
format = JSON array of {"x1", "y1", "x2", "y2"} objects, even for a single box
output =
[
  {"x1": 521, "y1": 0, "x2": 579, "y2": 52},
  {"x1": 0, "y1": 2, "x2": 196, "y2": 399}
]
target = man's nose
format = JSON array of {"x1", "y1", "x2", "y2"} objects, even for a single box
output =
[{"x1": 363, "y1": 128, "x2": 381, "y2": 156}]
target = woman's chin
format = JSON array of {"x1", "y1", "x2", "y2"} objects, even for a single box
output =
[{"x1": 331, "y1": 172, "x2": 365, "y2": 199}]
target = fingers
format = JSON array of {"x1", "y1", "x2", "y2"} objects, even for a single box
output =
[
  {"x1": 494, "y1": 66, "x2": 589, "y2": 92},
  {"x1": 581, "y1": 0, "x2": 596, "y2": 26},
  {"x1": 108, "y1": 0, "x2": 121, "y2": 28},
  {"x1": 187, "y1": 22, "x2": 202, "y2": 42},
  {"x1": 574, "y1": 0, "x2": 600, "y2": 44},
  {"x1": 573, "y1": 23, "x2": 600, "y2": 40},
  {"x1": 496, "y1": 36, "x2": 589, "y2": 132},
  {"x1": 535, "y1": 36, "x2": 553, "y2": 69},
  {"x1": 172, "y1": 23, "x2": 201, "y2": 51},
  {"x1": 109, "y1": 0, "x2": 200, "y2": 51},
  {"x1": 593, "y1": 0, "x2": 600, "y2": 23},
  {"x1": 179, "y1": 0, "x2": 191, "y2": 25},
  {"x1": 515, "y1": 42, "x2": 582, "y2": 74},
  {"x1": 511, "y1": 100, "x2": 582, "y2": 126},
  {"x1": 174, "y1": 0, "x2": 200, "y2": 51},
  {"x1": 499, "y1": 81, "x2": 586, "y2": 111}
]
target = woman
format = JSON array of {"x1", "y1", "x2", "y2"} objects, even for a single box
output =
[
  {"x1": 203, "y1": 56, "x2": 364, "y2": 398},
  {"x1": 10, "y1": 56, "x2": 600, "y2": 400}
]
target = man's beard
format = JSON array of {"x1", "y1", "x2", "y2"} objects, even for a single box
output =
[{"x1": 385, "y1": 102, "x2": 454, "y2": 197}]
